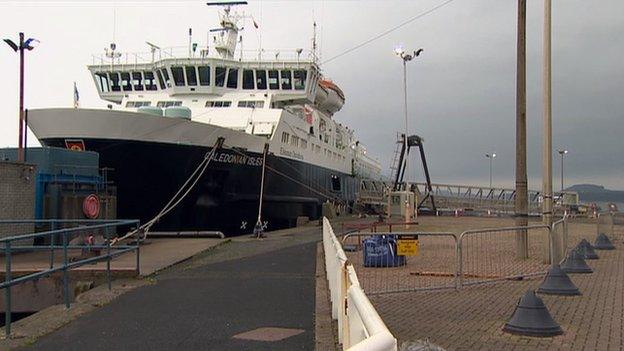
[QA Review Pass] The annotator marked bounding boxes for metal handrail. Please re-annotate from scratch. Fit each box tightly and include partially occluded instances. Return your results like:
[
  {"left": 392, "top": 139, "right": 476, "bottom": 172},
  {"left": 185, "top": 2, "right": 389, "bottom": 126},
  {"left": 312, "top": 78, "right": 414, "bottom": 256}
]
[{"left": 1, "top": 219, "right": 140, "bottom": 338}]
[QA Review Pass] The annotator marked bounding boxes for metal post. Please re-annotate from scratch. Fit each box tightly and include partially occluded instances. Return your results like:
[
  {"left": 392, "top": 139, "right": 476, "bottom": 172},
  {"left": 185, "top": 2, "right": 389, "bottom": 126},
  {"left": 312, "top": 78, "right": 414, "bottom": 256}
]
[
  {"left": 402, "top": 59, "right": 411, "bottom": 223},
  {"left": 542, "top": 0, "right": 553, "bottom": 229},
  {"left": 106, "top": 238, "right": 111, "bottom": 291},
  {"left": 515, "top": 0, "right": 529, "bottom": 259},
  {"left": 62, "top": 231, "right": 70, "bottom": 309},
  {"left": 18, "top": 32, "right": 25, "bottom": 162},
  {"left": 135, "top": 230, "right": 140, "bottom": 276},
  {"left": 5, "top": 241, "right": 12, "bottom": 338},
  {"left": 49, "top": 222, "right": 56, "bottom": 269},
  {"left": 560, "top": 152, "right": 564, "bottom": 192},
  {"left": 489, "top": 156, "right": 492, "bottom": 189}
]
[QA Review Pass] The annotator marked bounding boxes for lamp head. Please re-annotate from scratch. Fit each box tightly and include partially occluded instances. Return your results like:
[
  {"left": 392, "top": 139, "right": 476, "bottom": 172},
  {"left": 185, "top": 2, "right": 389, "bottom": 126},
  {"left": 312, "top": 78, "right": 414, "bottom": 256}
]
[{"left": 393, "top": 44, "right": 405, "bottom": 57}]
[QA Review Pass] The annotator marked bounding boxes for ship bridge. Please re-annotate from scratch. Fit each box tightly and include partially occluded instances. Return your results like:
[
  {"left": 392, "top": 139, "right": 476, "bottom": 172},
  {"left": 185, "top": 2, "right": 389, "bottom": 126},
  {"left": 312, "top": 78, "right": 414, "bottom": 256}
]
[{"left": 88, "top": 50, "right": 321, "bottom": 109}]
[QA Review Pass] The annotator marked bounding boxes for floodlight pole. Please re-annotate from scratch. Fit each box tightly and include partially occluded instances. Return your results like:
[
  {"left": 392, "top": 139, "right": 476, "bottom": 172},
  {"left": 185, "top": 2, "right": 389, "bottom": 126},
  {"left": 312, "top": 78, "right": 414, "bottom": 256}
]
[
  {"left": 542, "top": 0, "right": 553, "bottom": 229},
  {"left": 515, "top": 0, "right": 529, "bottom": 259},
  {"left": 18, "top": 32, "right": 25, "bottom": 162}
]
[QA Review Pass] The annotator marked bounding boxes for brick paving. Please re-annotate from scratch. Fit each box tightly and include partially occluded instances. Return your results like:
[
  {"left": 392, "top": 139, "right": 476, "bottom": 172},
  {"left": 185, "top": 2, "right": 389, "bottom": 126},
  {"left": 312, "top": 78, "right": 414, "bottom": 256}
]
[{"left": 366, "top": 222, "right": 624, "bottom": 350}]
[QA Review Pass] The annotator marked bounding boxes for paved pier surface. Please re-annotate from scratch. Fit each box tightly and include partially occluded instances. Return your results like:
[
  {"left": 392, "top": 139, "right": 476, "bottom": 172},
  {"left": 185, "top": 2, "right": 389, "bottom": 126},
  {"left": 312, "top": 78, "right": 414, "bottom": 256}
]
[
  {"left": 23, "top": 226, "right": 324, "bottom": 351},
  {"left": 0, "top": 238, "right": 224, "bottom": 277},
  {"left": 365, "top": 218, "right": 624, "bottom": 351}
]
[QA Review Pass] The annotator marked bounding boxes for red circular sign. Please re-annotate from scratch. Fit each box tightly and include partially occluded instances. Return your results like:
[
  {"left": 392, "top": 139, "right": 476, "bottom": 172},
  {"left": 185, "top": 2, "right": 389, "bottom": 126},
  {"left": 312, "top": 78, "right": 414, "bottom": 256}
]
[{"left": 83, "top": 194, "right": 101, "bottom": 219}]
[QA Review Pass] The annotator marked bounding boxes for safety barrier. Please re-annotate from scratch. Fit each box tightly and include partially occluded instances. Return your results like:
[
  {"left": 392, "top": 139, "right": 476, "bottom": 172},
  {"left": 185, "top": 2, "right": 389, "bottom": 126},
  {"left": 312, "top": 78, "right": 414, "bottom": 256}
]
[
  {"left": 342, "top": 232, "right": 458, "bottom": 294},
  {"left": 323, "top": 218, "right": 397, "bottom": 351},
  {"left": 551, "top": 217, "right": 569, "bottom": 264},
  {"left": 458, "top": 225, "right": 551, "bottom": 286},
  {"left": 0, "top": 219, "right": 140, "bottom": 338}
]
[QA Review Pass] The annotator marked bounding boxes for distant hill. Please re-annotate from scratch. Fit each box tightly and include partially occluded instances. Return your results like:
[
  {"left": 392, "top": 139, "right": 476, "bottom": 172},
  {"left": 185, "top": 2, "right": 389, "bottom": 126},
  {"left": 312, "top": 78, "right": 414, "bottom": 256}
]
[{"left": 565, "top": 184, "right": 624, "bottom": 204}]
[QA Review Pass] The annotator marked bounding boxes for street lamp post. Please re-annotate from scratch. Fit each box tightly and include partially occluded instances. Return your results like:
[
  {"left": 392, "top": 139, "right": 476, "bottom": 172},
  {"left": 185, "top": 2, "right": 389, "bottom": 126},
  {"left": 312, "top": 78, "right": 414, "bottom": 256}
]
[
  {"left": 485, "top": 153, "right": 496, "bottom": 189},
  {"left": 557, "top": 149, "right": 568, "bottom": 192},
  {"left": 394, "top": 45, "right": 423, "bottom": 222},
  {"left": 4, "top": 33, "right": 38, "bottom": 163}
]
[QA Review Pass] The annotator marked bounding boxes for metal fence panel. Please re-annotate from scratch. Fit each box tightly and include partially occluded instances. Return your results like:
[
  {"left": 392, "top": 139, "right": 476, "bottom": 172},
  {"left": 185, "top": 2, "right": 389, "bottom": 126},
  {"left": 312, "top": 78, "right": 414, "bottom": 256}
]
[
  {"left": 458, "top": 225, "right": 551, "bottom": 286},
  {"left": 342, "top": 232, "right": 458, "bottom": 295}
]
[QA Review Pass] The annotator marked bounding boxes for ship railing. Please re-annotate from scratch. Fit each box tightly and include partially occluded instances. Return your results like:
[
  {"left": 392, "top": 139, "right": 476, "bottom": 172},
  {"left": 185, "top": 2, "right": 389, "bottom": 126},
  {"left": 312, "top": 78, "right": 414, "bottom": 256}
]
[
  {"left": 91, "top": 46, "right": 318, "bottom": 66},
  {"left": 0, "top": 219, "right": 140, "bottom": 339}
]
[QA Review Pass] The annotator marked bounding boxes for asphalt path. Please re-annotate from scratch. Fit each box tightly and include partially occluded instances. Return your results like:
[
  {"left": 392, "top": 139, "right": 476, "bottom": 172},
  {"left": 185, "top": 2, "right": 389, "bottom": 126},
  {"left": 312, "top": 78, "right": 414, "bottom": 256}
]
[{"left": 25, "top": 239, "right": 318, "bottom": 351}]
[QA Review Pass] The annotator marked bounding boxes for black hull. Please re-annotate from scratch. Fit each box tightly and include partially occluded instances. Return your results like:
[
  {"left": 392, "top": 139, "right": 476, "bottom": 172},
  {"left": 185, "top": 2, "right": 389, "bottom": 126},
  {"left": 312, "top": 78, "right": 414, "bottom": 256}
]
[{"left": 41, "top": 138, "right": 357, "bottom": 235}]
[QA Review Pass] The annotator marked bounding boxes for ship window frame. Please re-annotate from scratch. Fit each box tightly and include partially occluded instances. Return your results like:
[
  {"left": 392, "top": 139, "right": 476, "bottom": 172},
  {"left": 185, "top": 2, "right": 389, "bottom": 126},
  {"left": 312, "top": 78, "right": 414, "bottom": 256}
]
[
  {"left": 268, "top": 70, "right": 279, "bottom": 90},
  {"left": 198, "top": 66, "right": 211, "bottom": 86},
  {"left": 95, "top": 73, "right": 110, "bottom": 93},
  {"left": 185, "top": 66, "right": 198, "bottom": 86},
  {"left": 291, "top": 135, "right": 299, "bottom": 147},
  {"left": 157, "top": 101, "right": 183, "bottom": 108},
  {"left": 109, "top": 72, "right": 121, "bottom": 92},
  {"left": 132, "top": 72, "right": 144, "bottom": 91},
  {"left": 280, "top": 70, "right": 292, "bottom": 90},
  {"left": 171, "top": 66, "right": 186, "bottom": 87},
  {"left": 256, "top": 70, "right": 267, "bottom": 89},
  {"left": 300, "top": 139, "right": 307, "bottom": 149},
  {"left": 237, "top": 100, "right": 264, "bottom": 108},
  {"left": 161, "top": 69, "right": 172, "bottom": 88},
  {"left": 155, "top": 70, "right": 166, "bottom": 90},
  {"left": 281, "top": 132, "right": 289, "bottom": 144},
  {"left": 215, "top": 66, "right": 226, "bottom": 87},
  {"left": 206, "top": 100, "right": 231, "bottom": 108},
  {"left": 143, "top": 71, "right": 158, "bottom": 91},
  {"left": 242, "top": 69, "right": 254, "bottom": 90},
  {"left": 120, "top": 72, "right": 132, "bottom": 91},
  {"left": 226, "top": 68, "right": 239, "bottom": 89},
  {"left": 126, "top": 101, "right": 151, "bottom": 108},
  {"left": 293, "top": 70, "right": 307, "bottom": 90}
]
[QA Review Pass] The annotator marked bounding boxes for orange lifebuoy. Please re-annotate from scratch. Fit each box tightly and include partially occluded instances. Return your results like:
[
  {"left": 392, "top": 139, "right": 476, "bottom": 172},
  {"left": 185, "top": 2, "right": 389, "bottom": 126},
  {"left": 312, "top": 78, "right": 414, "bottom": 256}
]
[{"left": 83, "top": 194, "right": 100, "bottom": 219}]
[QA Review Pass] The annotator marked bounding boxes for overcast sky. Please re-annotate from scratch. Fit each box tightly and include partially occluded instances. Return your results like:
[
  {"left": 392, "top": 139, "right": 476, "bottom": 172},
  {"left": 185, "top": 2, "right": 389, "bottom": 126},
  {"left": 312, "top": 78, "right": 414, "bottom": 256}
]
[{"left": 1, "top": 0, "right": 623, "bottom": 190}]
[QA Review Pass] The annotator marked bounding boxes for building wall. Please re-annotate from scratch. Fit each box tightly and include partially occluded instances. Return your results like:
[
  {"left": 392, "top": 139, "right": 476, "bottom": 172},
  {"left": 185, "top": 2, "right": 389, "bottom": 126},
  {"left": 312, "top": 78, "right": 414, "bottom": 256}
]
[{"left": 0, "top": 161, "right": 36, "bottom": 241}]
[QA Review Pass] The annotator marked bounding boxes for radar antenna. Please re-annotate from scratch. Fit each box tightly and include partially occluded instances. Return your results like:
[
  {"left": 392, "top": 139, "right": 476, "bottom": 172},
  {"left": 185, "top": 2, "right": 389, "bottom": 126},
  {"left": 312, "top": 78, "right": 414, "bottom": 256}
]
[{"left": 206, "top": 1, "right": 248, "bottom": 59}]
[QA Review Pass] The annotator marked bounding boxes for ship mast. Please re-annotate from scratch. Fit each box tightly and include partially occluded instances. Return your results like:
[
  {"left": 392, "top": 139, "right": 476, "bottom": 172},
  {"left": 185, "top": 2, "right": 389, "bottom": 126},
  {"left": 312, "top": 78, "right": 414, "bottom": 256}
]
[{"left": 207, "top": 1, "right": 247, "bottom": 59}]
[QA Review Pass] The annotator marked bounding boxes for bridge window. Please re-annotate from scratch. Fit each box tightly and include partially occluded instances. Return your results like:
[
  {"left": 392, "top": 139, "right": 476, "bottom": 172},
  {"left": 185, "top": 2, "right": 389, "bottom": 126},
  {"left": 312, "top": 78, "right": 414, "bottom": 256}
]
[
  {"left": 280, "top": 70, "right": 292, "bottom": 90},
  {"left": 237, "top": 101, "right": 264, "bottom": 108},
  {"left": 185, "top": 66, "right": 197, "bottom": 86},
  {"left": 268, "top": 70, "right": 279, "bottom": 90},
  {"left": 256, "top": 70, "right": 267, "bottom": 89},
  {"left": 215, "top": 66, "right": 226, "bottom": 87},
  {"left": 226, "top": 68, "right": 238, "bottom": 88},
  {"left": 171, "top": 66, "right": 185, "bottom": 86},
  {"left": 144, "top": 71, "right": 157, "bottom": 91},
  {"left": 198, "top": 66, "right": 210, "bottom": 86},
  {"left": 109, "top": 73, "right": 120, "bottom": 92},
  {"left": 132, "top": 72, "right": 144, "bottom": 91},
  {"left": 294, "top": 70, "right": 307, "bottom": 90},
  {"left": 126, "top": 101, "right": 151, "bottom": 108},
  {"left": 206, "top": 101, "right": 231, "bottom": 107},
  {"left": 291, "top": 135, "right": 299, "bottom": 147},
  {"left": 95, "top": 73, "right": 110, "bottom": 93},
  {"left": 281, "top": 132, "right": 289, "bottom": 143},
  {"left": 242, "top": 70, "right": 254, "bottom": 89},
  {"left": 155, "top": 70, "right": 166, "bottom": 89},
  {"left": 160, "top": 69, "right": 172, "bottom": 88},
  {"left": 120, "top": 72, "right": 132, "bottom": 91},
  {"left": 301, "top": 139, "right": 307, "bottom": 149},
  {"left": 157, "top": 101, "right": 182, "bottom": 107}
]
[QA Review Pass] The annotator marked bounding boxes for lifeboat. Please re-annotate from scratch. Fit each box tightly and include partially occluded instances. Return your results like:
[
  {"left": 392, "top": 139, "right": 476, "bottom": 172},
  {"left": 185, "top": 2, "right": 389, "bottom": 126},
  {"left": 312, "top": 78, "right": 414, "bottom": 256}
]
[{"left": 315, "top": 79, "right": 345, "bottom": 115}]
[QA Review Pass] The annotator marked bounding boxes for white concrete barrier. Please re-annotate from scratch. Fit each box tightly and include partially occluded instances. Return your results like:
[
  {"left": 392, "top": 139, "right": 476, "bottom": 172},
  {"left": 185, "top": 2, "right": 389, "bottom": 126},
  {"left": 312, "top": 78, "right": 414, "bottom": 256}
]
[{"left": 322, "top": 217, "right": 397, "bottom": 351}]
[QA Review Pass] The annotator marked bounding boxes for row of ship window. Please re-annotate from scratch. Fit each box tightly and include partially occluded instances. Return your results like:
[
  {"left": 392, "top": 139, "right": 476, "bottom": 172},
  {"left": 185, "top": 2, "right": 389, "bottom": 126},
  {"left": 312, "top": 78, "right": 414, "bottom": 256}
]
[
  {"left": 281, "top": 132, "right": 347, "bottom": 162},
  {"left": 95, "top": 66, "right": 307, "bottom": 93},
  {"left": 125, "top": 100, "right": 264, "bottom": 108}
]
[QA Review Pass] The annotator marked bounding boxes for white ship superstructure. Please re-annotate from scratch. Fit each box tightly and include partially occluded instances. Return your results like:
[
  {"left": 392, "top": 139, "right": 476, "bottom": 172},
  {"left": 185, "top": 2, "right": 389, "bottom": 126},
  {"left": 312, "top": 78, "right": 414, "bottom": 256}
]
[{"left": 28, "top": 2, "right": 381, "bottom": 233}]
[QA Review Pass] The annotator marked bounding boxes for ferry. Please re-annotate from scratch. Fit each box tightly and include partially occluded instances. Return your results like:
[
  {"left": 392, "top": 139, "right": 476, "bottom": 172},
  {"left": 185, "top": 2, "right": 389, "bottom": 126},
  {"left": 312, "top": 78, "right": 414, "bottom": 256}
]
[{"left": 27, "top": 2, "right": 382, "bottom": 234}]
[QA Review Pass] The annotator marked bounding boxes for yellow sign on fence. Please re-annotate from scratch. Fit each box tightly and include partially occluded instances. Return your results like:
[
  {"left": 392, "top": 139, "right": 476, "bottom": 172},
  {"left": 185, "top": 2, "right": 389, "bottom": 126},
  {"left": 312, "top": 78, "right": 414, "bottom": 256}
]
[{"left": 397, "top": 239, "right": 419, "bottom": 256}]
